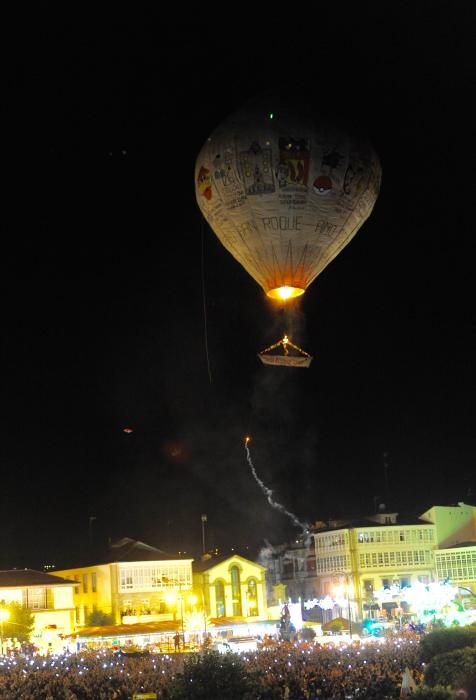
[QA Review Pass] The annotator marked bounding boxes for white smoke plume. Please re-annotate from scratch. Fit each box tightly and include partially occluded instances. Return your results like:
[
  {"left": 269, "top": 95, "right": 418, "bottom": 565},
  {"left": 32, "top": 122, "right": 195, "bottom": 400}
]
[{"left": 245, "top": 439, "right": 310, "bottom": 536}]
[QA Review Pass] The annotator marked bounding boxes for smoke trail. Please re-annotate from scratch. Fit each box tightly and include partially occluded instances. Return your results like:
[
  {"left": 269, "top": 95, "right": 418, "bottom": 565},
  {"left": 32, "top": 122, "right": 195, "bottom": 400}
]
[{"left": 245, "top": 438, "right": 310, "bottom": 536}]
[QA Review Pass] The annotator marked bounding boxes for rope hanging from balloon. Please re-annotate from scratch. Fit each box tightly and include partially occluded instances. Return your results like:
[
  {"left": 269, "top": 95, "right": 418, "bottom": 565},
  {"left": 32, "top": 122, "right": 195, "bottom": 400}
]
[{"left": 201, "top": 218, "right": 212, "bottom": 384}]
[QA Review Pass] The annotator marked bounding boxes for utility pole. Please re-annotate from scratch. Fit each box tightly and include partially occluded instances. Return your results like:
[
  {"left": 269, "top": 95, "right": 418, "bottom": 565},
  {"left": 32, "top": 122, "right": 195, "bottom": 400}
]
[
  {"left": 383, "top": 452, "right": 390, "bottom": 506},
  {"left": 201, "top": 514, "right": 207, "bottom": 554},
  {"left": 347, "top": 575, "right": 353, "bottom": 642},
  {"left": 89, "top": 516, "right": 96, "bottom": 551}
]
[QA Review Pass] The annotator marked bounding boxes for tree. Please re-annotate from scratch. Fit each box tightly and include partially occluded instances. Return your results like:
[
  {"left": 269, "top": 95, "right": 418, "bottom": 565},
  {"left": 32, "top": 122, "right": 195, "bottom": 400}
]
[
  {"left": 85, "top": 610, "right": 115, "bottom": 626},
  {"left": 2, "top": 602, "right": 35, "bottom": 643},
  {"left": 424, "top": 647, "right": 476, "bottom": 692},
  {"left": 329, "top": 620, "right": 343, "bottom": 634},
  {"left": 300, "top": 627, "right": 316, "bottom": 642},
  {"left": 169, "top": 650, "right": 260, "bottom": 699},
  {"left": 412, "top": 686, "right": 457, "bottom": 699},
  {"left": 420, "top": 626, "right": 476, "bottom": 662}
]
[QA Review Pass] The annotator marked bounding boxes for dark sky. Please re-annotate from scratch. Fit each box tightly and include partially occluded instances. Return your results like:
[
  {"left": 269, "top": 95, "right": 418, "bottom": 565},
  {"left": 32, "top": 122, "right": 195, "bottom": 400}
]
[{"left": 2, "top": 4, "right": 475, "bottom": 568}]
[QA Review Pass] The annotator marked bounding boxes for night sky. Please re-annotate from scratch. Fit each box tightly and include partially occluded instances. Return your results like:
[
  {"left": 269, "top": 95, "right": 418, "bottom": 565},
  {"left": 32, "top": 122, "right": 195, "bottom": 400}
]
[{"left": 3, "top": 5, "right": 475, "bottom": 569}]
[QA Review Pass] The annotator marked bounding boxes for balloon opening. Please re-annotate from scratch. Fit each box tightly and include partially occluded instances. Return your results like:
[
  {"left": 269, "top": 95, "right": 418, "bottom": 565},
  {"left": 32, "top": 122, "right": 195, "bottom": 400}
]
[{"left": 267, "top": 286, "right": 305, "bottom": 301}]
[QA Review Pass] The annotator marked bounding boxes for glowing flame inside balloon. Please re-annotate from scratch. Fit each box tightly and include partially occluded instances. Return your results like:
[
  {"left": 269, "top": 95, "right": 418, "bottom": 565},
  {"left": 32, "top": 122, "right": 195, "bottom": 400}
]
[{"left": 268, "top": 286, "right": 305, "bottom": 301}]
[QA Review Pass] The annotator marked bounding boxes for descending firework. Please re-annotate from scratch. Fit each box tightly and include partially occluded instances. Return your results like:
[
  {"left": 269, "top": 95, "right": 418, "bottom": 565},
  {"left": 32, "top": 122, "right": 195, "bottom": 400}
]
[{"left": 244, "top": 437, "right": 309, "bottom": 535}]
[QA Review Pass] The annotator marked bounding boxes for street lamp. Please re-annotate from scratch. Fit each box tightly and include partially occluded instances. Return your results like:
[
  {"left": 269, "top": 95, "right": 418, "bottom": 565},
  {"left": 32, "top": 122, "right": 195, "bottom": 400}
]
[
  {"left": 333, "top": 577, "right": 353, "bottom": 641},
  {"left": 165, "top": 589, "right": 186, "bottom": 649},
  {"left": 0, "top": 608, "right": 10, "bottom": 656},
  {"left": 345, "top": 578, "right": 353, "bottom": 642}
]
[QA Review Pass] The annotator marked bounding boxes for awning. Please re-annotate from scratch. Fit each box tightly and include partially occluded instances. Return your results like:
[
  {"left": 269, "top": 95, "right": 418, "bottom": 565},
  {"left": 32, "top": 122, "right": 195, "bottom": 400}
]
[
  {"left": 66, "top": 620, "right": 181, "bottom": 638},
  {"left": 322, "top": 617, "right": 350, "bottom": 631}
]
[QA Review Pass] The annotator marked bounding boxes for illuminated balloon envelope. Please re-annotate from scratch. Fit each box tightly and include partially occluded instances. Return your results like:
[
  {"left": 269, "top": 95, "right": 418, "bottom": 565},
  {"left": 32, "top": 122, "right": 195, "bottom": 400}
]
[
  {"left": 258, "top": 335, "right": 312, "bottom": 368},
  {"left": 195, "top": 96, "right": 381, "bottom": 300}
]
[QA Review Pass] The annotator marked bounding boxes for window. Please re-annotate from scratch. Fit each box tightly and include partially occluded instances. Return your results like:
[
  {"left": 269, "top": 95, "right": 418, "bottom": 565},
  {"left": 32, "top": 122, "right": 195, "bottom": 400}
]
[
  {"left": 215, "top": 580, "right": 225, "bottom": 617},
  {"left": 247, "top": 578, "right": 258, "bottom": 616},
  {"left": 91, "top": 572, "right": 97, "bottom": 593},
  {"left": 82, "top": 574, "right": 88, "bottom": 593},
  {"left": 363, "top": 579, "right": 373, "bottom": 594},
  {"left": 83, "top": 605, "right": 89, "bottom": 622},
  {"left": 27, "top": 588, "right": 47, "bottom": 609},
  {"left": 282, "top": 561, "right": 294, "bottom": 576},
  {"left": 75, "top": 607, "right": 80, "bottom": 623},
  {"left": 230, "top": 566, "right": 242, "bottom": 616},
  {"left": 306, "top": 556, "right": 316, "bottom": 573},
  {"left": 119, "top": 563, "right": 192, "bottom": 592}
]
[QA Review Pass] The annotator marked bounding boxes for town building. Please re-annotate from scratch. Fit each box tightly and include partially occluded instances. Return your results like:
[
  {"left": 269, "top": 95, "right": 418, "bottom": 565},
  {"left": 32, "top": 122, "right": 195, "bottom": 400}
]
[
  {"left": 263, "top": 502, "right": 476, "bottom": 626},
  {"left": 0, "top": 569, "right": 77, "bottom": 652},
  {"left": 258, "top": 538, "right": 318, "bottom": 605},
  {"left": 55, "top": 538, "right": 194, "bottom": 627},
  {"left": 192, "top": 552, "right": 273, "bottom": 640},
  {"left": 56, "top": 540, "right": 273, "bottom": 647},
  {"left": 193, "top": 552, "right": 268, "bottom": 621},
  {"left": 434, "top": 543, "right": 476, "bottom": 599}
]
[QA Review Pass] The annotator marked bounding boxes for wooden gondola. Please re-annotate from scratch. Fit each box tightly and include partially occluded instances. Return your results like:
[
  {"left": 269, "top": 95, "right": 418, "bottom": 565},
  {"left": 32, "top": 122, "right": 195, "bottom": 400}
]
[{"left": 258, "top": 335, "right": 313, "bottom": 368}]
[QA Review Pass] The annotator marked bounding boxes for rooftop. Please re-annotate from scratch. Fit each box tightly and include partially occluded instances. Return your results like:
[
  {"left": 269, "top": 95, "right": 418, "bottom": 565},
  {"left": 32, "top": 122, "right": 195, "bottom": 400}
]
[
  {"left": 0, "top": 569, "right": 77, "bottom": 588},
  {"left": 105, "top": 538, "right": 191, "bottom": 564}
]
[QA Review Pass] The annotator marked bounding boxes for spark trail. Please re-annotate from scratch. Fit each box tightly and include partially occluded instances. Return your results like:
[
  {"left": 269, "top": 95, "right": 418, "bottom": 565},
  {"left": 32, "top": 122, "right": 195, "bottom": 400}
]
[{"left": 244, "top": 437, "right": 310, "bottom": 536}]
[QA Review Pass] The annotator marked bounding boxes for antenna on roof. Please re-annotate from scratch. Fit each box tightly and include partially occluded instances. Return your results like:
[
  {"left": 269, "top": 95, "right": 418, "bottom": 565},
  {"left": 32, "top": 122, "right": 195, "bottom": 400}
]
[
  {"left": 383, "top": 451, "right": 390, "bottom": 505},
  {"left": 201, "top": 514, "right": 207, "bottom": 554}
]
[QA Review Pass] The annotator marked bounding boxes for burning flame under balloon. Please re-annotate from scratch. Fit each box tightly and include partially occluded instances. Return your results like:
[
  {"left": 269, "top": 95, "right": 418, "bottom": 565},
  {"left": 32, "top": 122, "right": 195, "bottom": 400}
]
[{"left": 244, "top": 438, "right": 309, "bottom": 535}]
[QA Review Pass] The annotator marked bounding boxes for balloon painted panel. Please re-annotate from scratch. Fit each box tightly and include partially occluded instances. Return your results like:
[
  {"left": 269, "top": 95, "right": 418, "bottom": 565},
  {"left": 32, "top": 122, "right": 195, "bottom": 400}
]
[{"left": 195, "top": 97, "right": 381, "bottom": 299}]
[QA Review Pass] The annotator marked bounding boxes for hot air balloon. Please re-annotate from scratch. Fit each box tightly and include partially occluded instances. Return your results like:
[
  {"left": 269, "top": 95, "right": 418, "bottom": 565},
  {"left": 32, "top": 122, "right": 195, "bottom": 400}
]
[{"left": 195, "top": 95, "right": 381, "bottom": 302}]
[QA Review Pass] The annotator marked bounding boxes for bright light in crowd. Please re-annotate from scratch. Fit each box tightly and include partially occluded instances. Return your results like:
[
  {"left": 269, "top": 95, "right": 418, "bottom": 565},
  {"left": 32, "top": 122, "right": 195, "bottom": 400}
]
[{"left": 267, "top": 286, "right": 305, "bottom": 301}]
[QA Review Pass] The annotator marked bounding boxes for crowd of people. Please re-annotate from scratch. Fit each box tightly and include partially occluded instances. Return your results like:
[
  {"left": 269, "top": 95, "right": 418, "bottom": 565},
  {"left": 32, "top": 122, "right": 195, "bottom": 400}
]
[
  {"left": 246, "top": 638, "right": 423, "bottom": 698},
  {"left": 0, "top": 636, "right": 423, "bottom": 699}
]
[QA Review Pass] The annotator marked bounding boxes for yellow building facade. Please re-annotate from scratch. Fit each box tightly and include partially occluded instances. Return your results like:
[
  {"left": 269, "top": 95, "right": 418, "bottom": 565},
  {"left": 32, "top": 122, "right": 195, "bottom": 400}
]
[
  {"left": 312, "top": 503, "right": 476, "bottom": 622},
  {"left": 434, "top": 544, "right": 476, "bottom": 595},
  {"left": 56, "top": 540, "right": 194, "bottom": 627},
  {"left": 0, "top": 569, "right": 76, "bottom": 653},
  {"left": 193, "top": 553, "right": 268, "bottom": 622},
  {"left": 56, "top": 544, "right": 271, "bottom": 641}
]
